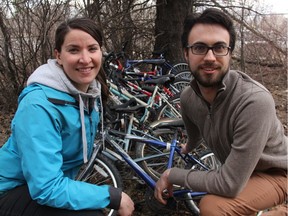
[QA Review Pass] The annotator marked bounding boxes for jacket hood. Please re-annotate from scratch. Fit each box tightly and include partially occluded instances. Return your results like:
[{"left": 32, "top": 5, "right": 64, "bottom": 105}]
[
  {"left": 27, "top": 59, "right": 101, "bottom": 98},
  {"left": 26, "top": 59, "right": 103, "bottom": 163}
]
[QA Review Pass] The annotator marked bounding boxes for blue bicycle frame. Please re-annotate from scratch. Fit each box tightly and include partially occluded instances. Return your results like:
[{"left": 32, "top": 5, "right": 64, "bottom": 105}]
[{"left": 103, "top": 131, "right": 208, "bottom": 199}]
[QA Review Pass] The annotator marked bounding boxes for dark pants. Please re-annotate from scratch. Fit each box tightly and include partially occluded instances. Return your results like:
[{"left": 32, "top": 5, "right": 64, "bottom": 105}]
[{"left": 0, "top": 185, "right": 106, "bottom": 216}]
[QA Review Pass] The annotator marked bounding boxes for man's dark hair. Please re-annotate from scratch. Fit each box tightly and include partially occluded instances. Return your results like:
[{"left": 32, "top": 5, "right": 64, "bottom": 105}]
[{"left": 181, "top": 8, "right": 236, "bottom": 52}]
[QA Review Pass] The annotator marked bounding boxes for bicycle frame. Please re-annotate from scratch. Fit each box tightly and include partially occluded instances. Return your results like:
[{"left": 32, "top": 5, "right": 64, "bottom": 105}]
[
  {"left": 108, "top": 80, "right": 181, "bottom": 124},
  {"left": 102, "top": 129, "right": 208, "bottom": 199}
]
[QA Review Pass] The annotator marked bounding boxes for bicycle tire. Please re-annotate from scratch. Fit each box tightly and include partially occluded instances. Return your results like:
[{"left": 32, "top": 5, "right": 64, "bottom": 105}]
[
  {"left": 168, "top": 63, "right": 189, "bottom": 74},
  {"left": 135, "top": 125, "right": 188, "bottom": 181},
  {"left": 82, "top": 154, "right": 123, "bottom": 216},
  {"left": 135, "top": 141, "right": 185, "bottom": 181},
  {"left": 136, "top": 142, "right": 219, "bottom": 215},
  {"left": 156, "top": 93, "right": 181, "bottom": 120},
  {"left": 171, "top": 78, "right": 190, "bottom": 92},
  {"left": 184, "top": 150, "right": 221, "bottom": 214},
  {"left": 174, "top": 70, "right": 193, "bottom": 80}
]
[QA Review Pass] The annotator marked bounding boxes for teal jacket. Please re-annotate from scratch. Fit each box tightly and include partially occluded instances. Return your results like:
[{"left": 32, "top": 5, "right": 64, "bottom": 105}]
[{"left": 0, "top": 60, "right": 121, "bottom": 210}]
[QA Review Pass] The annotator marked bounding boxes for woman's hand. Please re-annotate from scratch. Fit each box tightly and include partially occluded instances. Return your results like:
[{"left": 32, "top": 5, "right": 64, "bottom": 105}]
[{"left": 118, "top": 192, "right": 135, "bottom": 216}]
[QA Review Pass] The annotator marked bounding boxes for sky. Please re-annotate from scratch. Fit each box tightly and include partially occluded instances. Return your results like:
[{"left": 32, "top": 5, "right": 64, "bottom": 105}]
[{"left": 263, "top": 0, "right": 288, "bottom": 15}]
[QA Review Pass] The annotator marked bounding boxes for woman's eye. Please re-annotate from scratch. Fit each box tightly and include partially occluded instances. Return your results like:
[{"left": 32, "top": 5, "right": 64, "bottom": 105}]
[
  {"left": 89, "top": 47, "right": 98, "bottom": 52},
  {"left": 68, "top": 48, "right": 79, "bottom": 54}
]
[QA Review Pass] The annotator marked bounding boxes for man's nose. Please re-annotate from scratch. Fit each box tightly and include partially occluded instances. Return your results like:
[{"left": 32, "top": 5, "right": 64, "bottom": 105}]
[{"left": 203, "top": 49, "right": 216, "bottom": 61}]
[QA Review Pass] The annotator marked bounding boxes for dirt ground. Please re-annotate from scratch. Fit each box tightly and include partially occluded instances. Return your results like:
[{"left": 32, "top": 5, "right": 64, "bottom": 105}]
[{"left": 0, "top": 66, "right": 287, "bottom": 215}]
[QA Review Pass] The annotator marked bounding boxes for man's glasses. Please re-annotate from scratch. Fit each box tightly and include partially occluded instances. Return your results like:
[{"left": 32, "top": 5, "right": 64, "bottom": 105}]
[{"left": 187, "top": 44, "right": 231, "bottom": 56}]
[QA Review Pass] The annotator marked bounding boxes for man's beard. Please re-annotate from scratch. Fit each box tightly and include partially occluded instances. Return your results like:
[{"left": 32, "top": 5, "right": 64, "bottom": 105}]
[
  {"left": 191, "top": 65, "right": 228, "bottom": 88},
  {"left": 192, "top": 71, "right": 222, "bottom": 87}
]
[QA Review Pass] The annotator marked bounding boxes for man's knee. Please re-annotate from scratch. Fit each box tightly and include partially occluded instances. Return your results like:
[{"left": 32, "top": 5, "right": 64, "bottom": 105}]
[{"left": 199, "top": 194, "right": 227, "bottom": 216}]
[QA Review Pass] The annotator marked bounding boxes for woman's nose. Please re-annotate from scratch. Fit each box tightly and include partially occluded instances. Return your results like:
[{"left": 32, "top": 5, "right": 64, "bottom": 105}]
[{"left": 79, "top": 51, "right": 91, "bottom": 64}]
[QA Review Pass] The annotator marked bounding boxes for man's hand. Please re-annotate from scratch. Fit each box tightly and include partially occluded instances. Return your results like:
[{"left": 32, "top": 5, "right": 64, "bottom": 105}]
[
  {"left": 180, "top": 143, "right": 190, "bottom": 154},
  {"left": 118, "top": 192, "right": 134, "bottom": 216},
  {"left": 154, "top": 169, "right": 173, "bottom": 205}
]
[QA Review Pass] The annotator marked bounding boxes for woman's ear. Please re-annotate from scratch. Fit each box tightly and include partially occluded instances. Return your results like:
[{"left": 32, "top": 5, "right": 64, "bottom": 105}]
[{"left": 54, "top": 49, "right": 62, "bottom": 65}]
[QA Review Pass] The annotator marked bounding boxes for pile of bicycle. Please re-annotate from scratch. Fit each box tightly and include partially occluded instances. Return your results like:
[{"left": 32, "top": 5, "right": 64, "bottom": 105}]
[{"left": 76, "top": 43, "right": 220, "bottom": 216}]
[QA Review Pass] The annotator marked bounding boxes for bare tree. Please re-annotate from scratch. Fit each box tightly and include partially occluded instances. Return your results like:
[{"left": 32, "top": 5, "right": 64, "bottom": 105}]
[
  {"left": 0, "top": 0, "right": 71, "bottom": 108},
  {"left": 154, "top": 0, "right": 194, "bottom": 64}
]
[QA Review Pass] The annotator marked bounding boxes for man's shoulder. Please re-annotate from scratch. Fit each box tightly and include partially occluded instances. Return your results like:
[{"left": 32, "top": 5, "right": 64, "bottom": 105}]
[{"left": 230, "top": 70, "right": 269, "bottom": 93}]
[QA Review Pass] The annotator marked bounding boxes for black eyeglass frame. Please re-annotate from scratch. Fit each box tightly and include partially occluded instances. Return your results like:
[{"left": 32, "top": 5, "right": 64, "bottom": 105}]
[{"left": 186, "top": 44, "right": 231, "bottom": 56}]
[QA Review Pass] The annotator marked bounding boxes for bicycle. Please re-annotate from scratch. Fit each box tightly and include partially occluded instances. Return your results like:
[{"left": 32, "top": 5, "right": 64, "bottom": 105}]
[
  {"left": 77, "top": 101, "right": 281, "bottom": 216},
  {"left": 103, "top": 43, "right": 189, "bottom": 93},
  {"left": 75, "top": 138, "right": 123, "bottom": 216},
  {"left": 104, "top": 41, "right": 189, "bottom": 78},
  {"left": 107, "top": 74, "right": 182, "bottom": 124},
  {"left": 100, "top": 100, "right": 220, "bottom": 215}
]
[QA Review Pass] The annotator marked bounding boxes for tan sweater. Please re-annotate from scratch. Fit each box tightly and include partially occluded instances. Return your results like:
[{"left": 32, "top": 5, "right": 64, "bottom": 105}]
[{"left": 169, "top": 70, "right": 287, "bottom": 197}]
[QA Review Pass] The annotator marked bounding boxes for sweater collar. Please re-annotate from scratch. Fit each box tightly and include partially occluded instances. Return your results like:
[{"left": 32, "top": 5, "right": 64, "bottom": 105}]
[{"left": 190, "top": 70, "right": 239, "bottom": 105}]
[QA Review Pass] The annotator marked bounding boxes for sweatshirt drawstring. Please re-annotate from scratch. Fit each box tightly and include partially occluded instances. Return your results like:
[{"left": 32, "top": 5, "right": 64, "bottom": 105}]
[
  {"left": 96, "top": 96, "right": 105, "bottom": 149},
  {"left": 79, "top": 95, "right": 88, "bottom": 163}
]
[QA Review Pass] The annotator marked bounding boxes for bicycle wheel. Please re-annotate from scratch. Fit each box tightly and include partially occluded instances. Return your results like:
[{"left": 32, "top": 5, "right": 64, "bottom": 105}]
[
  {"left": 168, "top": 62, "right": 189, "bottom": 74},
  {"left": 190, "top": 150, "right": 221, "bottom": 170},
  {"left": 83, "top": 154, "right": 123, "bottom": 216},
  {"left": 135, "top": 124, "right": 188, "bottom": 181},
  {"left": 135, "top": 141, "right": 185, "bottom": 181},
  {"left": 184, "top": 150, "right": 221, "bottom": 214},
  {"left": 171, "top": 78, "right": 190, "bottom": 92},
  {"left": 174, "top": 70, "right": 193, "bottom": 80},
  {"left": 156, "top": 93, "right": 181, "bottom": 120}
]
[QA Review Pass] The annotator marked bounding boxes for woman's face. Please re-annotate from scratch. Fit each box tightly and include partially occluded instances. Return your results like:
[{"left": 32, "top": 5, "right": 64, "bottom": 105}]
[{"left": 55, "top": 29, "right": 102, "bottom": 92}]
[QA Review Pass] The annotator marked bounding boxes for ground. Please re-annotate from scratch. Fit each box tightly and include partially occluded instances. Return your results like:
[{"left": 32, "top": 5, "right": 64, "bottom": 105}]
[{"left": 0, "top": 66, "right": 287, "bottom": 215}]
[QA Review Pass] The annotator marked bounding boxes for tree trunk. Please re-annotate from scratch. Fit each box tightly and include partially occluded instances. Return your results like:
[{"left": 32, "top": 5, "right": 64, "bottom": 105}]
[{"left": 154, "top": 0, "right": 194, "bottom": 64}]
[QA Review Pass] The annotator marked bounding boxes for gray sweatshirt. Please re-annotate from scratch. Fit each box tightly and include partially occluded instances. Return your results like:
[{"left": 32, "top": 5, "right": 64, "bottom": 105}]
[{"left": 169, "top": 70, "right": 287, "bottom": 197}]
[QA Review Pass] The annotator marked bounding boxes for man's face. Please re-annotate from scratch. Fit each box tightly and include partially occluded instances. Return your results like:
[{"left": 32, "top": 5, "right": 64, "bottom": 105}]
[{"left": 184, "top": 23, "right": 231, "bottom": 88}]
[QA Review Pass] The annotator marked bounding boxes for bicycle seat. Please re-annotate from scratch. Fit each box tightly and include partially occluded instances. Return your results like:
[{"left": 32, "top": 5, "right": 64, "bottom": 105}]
[
  {"left": 127, "top": 59, "right": 166, "bottom": 66},
  {"left": 113, "top": 105, "right": 146, "bottom": 114},
  {"left": 110, "top": 98, "right": 146, "bottom": 114},
  {"left": 149, "top": 118, "right": 184, "bottom": 129},
  {"left": 144, "top": 74, "right": 175, "bottom": 86},
  {"left": 139, "top": 59, "right": 166, "bottom": 65},
  {"left": 110, "top": 98, "right": 137, "bottom": 110}
]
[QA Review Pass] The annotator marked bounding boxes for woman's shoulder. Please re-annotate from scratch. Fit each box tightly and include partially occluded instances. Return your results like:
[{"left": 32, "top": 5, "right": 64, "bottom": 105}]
[{"left": 19, "top": 84, "right": 76, "bottom": 105}]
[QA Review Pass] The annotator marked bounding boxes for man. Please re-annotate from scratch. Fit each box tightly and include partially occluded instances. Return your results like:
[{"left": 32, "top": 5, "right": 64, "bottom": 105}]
[{"left": 154, "top": 8, "right": 287, "bottom": 215}]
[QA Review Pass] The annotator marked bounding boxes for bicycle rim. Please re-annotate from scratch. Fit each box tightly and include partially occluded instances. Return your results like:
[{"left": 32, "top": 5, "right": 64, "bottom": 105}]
[
  {"left": 168, "top": 63, "right": 189, "bottom": 74},
  {"left": 84, "top": 154, "right": 123, "bottom": 216},
  {"left": 184, "top": 151, "right": 221, "bottom": 214},
  {"left": 174, "top": 70, "right": 193, "bottom": 80},
  {"left": 156, "top": 93, "right": 181, "bottom": 120},
  {"left": 171, "top": 78, "right": 190, "bottom": 92}
]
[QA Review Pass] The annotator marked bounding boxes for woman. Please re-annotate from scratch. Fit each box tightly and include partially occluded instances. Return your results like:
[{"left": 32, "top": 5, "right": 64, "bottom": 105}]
[{"left": 0, "top": 17, "right": 134, "bottom": 216}]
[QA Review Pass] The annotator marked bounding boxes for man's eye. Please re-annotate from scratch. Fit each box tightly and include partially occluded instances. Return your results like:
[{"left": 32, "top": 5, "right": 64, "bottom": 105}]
[
  {"left": 194, "top": 45, "right": 206, "bottom": 51},
  {"left": 214, "top": 45, "right": 225, "bottom": 51}
]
